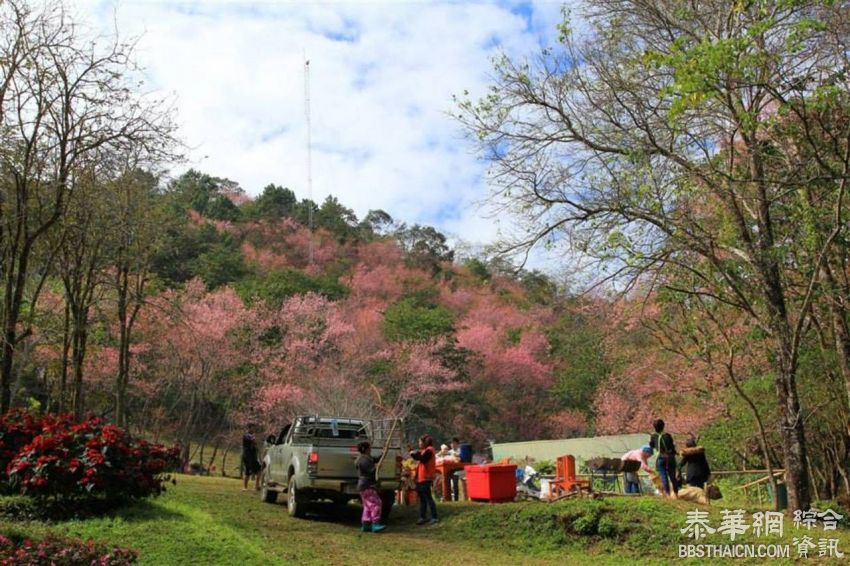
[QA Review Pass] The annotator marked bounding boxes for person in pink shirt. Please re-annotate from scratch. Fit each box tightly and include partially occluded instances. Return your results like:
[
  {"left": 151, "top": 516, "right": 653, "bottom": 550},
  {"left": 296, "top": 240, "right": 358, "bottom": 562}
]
[{"left": 621, "top": 445, "right": 654, "bottom": 494}]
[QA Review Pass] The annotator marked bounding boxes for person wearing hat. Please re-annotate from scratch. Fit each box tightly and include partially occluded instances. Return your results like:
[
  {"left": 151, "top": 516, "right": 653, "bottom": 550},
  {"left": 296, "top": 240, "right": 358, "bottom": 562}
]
[{"left": 621, "top": 445, "right": 654, "bottom": 494}]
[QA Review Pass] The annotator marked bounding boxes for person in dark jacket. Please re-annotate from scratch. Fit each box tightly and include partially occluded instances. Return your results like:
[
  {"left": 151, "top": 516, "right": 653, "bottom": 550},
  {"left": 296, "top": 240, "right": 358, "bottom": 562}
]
[
  {"left": 649, "top": 419, "right": 679, "bottom": 497},
  {"left": 678, "top": 437, "right": 711, "bottom": 489},
  {"left": 409, "top": 434, "right": 438, "bottom": 525},
  {"left": 241, "top": 423, "right": 261, "bottom": 491},
  {"left": 355, "top": 441, "right": 386, "bottom": 533}
]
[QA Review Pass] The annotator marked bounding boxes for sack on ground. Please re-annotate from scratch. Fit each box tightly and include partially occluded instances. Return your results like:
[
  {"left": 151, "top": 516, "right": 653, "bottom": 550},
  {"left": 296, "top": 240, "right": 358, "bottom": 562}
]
[{"left": 678, "top": 486, "right": 709, "bottom": 505}]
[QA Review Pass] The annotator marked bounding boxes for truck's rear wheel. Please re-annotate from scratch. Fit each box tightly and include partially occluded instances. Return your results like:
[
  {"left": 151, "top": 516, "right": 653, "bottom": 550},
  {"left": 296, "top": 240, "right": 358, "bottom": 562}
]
[
  {"left": 380, "top": 490, "right": 395, "bottom": 522},
  {"left": 287, "top": 476, "right": 307, "bottom": 518}
]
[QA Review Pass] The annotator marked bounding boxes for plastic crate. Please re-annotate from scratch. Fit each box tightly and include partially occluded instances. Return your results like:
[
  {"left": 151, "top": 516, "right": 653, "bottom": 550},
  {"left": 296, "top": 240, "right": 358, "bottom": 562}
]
[{"left": 464, "top": 464, "right": 517, "bottom": 502}]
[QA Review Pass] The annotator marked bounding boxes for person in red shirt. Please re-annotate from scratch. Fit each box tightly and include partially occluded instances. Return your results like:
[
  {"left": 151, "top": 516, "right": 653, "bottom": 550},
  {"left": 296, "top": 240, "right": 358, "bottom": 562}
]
[{"left": 409, "top": 434, "right": 438, "bottom": 525}]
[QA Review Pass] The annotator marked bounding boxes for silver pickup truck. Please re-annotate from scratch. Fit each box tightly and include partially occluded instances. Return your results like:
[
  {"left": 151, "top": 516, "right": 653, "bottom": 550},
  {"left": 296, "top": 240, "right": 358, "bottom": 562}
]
[{"left": 261, "top": 416, "right": 404, "bottom": 519}]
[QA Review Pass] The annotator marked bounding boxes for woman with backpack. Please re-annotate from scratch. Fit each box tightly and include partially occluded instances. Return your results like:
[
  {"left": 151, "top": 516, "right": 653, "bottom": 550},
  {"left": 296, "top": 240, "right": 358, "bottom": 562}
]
[{"left": 650, "top": 419, "right": 679, "bottom": 498}]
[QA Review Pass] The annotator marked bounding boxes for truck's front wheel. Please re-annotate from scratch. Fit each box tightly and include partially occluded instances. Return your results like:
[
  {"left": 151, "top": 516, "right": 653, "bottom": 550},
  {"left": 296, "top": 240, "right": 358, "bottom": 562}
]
[
  {"left": 260, "top": 479, "right": 278, "bottom": 504},
  {"left": 287, "top": 476, "right": 307, "bottom": 518}
]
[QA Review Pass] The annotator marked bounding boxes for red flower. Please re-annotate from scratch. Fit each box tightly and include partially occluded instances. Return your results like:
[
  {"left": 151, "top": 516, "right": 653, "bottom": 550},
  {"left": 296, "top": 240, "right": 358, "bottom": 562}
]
[{"left": 3, "top": 409, "right": 178, "bottom": 502}]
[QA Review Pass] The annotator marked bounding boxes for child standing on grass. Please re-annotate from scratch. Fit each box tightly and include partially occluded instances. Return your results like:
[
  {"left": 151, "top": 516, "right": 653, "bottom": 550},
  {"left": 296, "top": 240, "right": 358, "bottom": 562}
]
[
  {"left": 355, "top": 441, "right": 386, "bottom": 533},
  {"left": 409, "top": 434, "right": 438, "bottom": 525}
]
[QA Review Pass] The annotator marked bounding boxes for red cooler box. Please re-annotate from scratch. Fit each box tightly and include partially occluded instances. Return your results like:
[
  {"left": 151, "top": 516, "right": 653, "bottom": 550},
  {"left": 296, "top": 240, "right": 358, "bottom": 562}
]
[{"left": 464, "top": 464, "right": 517, "bottom": 502}]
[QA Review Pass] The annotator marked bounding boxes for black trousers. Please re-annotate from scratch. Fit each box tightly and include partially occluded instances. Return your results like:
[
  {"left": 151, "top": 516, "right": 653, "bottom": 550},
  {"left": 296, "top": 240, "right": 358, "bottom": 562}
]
[{"left": 416, "top": 481, "right": 437, "bottom": 520}]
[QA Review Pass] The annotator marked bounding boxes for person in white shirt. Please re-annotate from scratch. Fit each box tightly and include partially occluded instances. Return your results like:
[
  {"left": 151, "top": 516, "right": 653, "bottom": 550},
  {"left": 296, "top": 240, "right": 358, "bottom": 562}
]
[
  {"left": 448, "top": 437, "right": 463, "bottom": 501},
  {"left": 621, "top": 445, "right": 654, "bottom": 494}
]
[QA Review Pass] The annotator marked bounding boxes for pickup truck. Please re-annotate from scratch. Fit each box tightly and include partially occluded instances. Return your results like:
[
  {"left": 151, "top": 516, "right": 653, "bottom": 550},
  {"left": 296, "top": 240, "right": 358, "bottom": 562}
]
[{"left": 261, "top": 416, "right": 404, "bottom": 519}]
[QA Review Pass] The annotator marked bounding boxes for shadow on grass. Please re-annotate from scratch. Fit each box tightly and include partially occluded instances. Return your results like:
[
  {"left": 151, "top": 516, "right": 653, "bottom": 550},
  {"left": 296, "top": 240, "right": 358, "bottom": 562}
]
[
  {"left": 295, "top": 498, "right": 496, "bottom": 530},
  {"left": 0, "top": 495, "right": 185, "bottom": 524},
  {"left": 102, "top": 498, "right": 187, "bottom": 523}
]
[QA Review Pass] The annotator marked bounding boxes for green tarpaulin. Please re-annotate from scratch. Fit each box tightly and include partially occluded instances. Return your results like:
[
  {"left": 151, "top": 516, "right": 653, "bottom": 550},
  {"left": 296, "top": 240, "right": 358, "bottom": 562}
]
[{"left": 492, "top": 433, "right": 653, "bottom": 468}]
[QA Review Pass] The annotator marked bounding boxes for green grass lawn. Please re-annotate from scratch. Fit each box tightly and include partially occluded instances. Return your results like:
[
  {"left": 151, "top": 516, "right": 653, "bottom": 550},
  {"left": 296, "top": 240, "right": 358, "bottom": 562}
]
[{"left": 2, "top": 475, "right": 849, "bottom": 565}]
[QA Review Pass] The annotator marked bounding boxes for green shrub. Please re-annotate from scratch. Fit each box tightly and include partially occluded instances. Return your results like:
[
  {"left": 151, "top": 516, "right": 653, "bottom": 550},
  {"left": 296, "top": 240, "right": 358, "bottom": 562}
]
[
  {"left": 572, "top": 512, "right": 598, "bottom": 535},
  {"left": 597, "top": 515, "right": 618, "bottom": 538},
  {"left": 236, "top": 269, "right": 348, "bottom": 307},
  {"left": 382, "top": 298, "right": 454, "bottom": 342}
]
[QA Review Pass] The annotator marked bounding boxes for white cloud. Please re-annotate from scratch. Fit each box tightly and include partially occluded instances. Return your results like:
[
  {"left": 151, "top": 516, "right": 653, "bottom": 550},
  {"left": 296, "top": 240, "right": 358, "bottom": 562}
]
[{"left": 68, "top": 0, "right": 567, "bottom": 270}]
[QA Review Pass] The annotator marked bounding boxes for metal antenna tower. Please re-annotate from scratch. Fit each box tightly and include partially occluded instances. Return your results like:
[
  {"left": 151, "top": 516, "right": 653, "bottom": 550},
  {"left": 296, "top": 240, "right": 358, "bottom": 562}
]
[{"left": 304, "top": 54, "right": 314, "bottom": 265}]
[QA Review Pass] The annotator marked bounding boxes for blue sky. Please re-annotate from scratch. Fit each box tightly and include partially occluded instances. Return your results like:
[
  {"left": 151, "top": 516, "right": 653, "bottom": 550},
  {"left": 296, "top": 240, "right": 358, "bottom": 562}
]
[{"left": 72, "top": 0, "right": 569, "bottom": 266}]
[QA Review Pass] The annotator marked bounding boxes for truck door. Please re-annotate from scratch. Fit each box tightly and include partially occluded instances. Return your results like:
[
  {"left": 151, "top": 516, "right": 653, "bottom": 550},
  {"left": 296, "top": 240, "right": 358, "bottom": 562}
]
[{"left": 279, "top": 429, "right": 294, "bottom": 482}]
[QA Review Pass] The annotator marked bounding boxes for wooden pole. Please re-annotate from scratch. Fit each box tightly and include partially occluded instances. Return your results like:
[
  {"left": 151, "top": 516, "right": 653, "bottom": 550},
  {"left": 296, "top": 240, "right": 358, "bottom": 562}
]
[
  {"left": 736, "top": 471, "right": 785, "bottom": 490},
  {"left": 711, "top": 469, "right": 785, "bottom": 476},
  {"left": 375, "top": 417, "right": 400, "bottom": 478}
]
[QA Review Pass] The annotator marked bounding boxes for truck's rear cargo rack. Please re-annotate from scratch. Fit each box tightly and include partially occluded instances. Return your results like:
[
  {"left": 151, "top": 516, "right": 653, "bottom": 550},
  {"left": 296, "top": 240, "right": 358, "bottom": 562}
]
[{"left": 289, "top": 416, "right": 404, "bottom": 450}]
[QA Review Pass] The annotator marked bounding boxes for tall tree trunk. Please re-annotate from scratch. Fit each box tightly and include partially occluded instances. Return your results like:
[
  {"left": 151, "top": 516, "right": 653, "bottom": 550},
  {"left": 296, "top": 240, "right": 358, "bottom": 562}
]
[
  {"left": 114, "top": 264, "right": 139, "bottom": 428},
  {"left": 115, "top": 266, "right": 128, "bottom": 427},
  {"left": 71, "top": 320, "right": 88, "bottom": 418},
  {"left": 775, "top": 347, "right": 811, "bottom": 511},
  {"left": 222, "top": 446, "right": 230, "bottom": 477},
  {"left": 1, "top": 330, "right": 14, "bottom": 412},
  {"left": 754, "top": 169, "right": 811, "bottom": 511},
  {"left": 59, "top": 301, "right": 71, "bottom": 413},
  {"left": 1, "top": 245, "right": 28, "bottom": 412},
  {"left": 1, "top": 213, "right": 21, "bottom": 412},
  {"left": 207, "top": 439, "right": 220, "bottom": 473},
  {"left": 179, "top": 387, "right": 198, "bottom": 470},
  {"left": 821, "top": 262, "right": 850, "bottom": 421}
]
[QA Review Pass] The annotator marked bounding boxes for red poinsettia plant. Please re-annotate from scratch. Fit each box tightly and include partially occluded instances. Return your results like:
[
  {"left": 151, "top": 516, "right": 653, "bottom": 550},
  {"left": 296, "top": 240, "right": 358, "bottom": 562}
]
[
  {"left": 2, "top": 409, "right": 179, "bottom": 501},
  {"left": 0, "top": 409, "right": 48, "bottom": 484}
]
